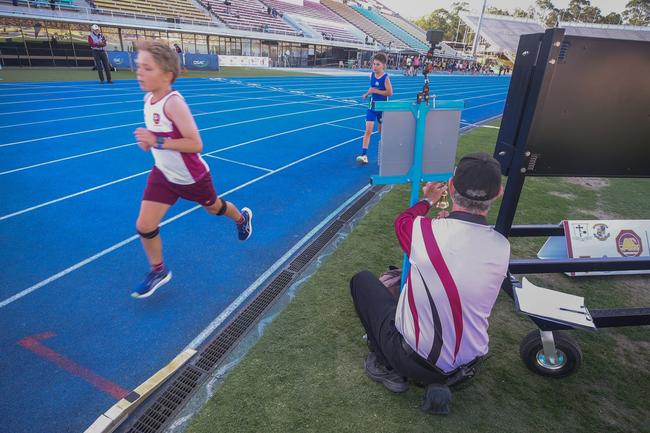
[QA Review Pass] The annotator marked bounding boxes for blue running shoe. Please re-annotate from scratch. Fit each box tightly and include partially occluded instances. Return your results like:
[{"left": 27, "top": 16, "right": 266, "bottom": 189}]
[
  {"left": 237, "top": 207, "right": 253, "bottom": 241},
  {"left": 131, "top": 268, "right": 172, "bottom": 299}
]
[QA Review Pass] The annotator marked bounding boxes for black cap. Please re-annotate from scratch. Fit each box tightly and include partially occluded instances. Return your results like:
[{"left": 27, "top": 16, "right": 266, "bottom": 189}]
[{"left": 453, "top": 152, "right": 502, "bottom": 201}]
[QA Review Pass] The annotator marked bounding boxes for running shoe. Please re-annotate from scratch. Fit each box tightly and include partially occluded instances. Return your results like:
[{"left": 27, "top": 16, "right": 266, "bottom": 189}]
[
  {"left": 131, "top": 268, "right": 172, "bottom": 299},
  {"left": 237, "top": 207, "right": 253, "bottom": 241},
  {"left": 356, "top": 154, "right": 369, "bottom": 164}
]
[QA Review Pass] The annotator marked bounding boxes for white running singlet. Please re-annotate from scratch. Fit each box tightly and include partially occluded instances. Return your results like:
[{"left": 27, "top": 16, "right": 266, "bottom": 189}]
[{"left": 143, "top": 90, "right": 209, "bottom": 185}]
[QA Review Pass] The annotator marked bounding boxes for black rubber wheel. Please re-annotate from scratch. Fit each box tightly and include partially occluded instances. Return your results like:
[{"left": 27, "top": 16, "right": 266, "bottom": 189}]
[{"left": 519, "top": 330, "right": 582, "bottom": 378}]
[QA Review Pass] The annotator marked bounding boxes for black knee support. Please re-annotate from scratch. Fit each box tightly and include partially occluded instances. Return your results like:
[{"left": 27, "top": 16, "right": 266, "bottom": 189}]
[
  {"left": 138, "top": 227, "right": 160, "bottom": 239},
  {"left": 216, "top": 197, "right": 228, "bottom": 216}
]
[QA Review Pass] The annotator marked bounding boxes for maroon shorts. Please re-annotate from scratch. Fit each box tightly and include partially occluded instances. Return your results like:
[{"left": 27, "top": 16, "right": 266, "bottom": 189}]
[{"left": 143, "top": 166, "right": 217, "bottom": 207}]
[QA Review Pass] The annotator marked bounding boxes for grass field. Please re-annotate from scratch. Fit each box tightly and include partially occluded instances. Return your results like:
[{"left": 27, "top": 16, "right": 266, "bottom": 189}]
[
  {"left": 0, "top": 66, "right": 315, "bottom": 82},
  {"left": 186, "top": 121, "right": 650, "bottom": 433}
]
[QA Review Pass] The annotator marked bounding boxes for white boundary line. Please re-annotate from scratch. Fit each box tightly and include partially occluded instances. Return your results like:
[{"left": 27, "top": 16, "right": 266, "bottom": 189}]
[{"left": 0, "top": 134, "right": 365, "bottom": 309}]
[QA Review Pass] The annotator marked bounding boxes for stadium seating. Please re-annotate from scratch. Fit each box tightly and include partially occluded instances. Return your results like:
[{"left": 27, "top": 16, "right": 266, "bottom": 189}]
[
  {"left": 562, "top": 22, "right": 650, "bottom": 42},
  {"left": 204, "top": 0, "right": 299, "bottom": 34},
  {"left": 382, "top": 13, "right": 427, "bottom": 44},
  {"left": 10, "top": 0, "right": 80, "bottom": 10},
  {"left": 91, "top": 0, "right": 212, "bottom": 23},
  {"left": 320, "top": 0, "right": 407, "bottom": 49},
  {"left": 261, "top": 0, "right": 362, "bottom": 43},
  {"left": 460, "top": 14, "right": 544, "bottom": 59},
  {"left": 350, "top": 4, "right": 428, "bottom": 50},
  {"left": 461, "top": 13, "right": 650, "bottom": 60}
]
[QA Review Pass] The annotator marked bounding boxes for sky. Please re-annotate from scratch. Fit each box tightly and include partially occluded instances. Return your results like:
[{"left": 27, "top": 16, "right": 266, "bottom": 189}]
[{"left": 376, "top": 0, "right": 631, "bottom": 20}]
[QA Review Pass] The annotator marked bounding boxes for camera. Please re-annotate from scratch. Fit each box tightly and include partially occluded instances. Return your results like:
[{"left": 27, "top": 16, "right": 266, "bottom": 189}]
[{"left": 417, "top": 29, "right": 444, "bottom": 103}]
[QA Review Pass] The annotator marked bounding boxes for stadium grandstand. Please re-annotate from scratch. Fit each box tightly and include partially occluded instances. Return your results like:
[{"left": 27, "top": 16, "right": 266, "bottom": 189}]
[
  {"left": 460, "top": 12, "right": 650, "bottom": 61},
  {"left": 0, "top": 0, "right": 460, "bottom": 69}
]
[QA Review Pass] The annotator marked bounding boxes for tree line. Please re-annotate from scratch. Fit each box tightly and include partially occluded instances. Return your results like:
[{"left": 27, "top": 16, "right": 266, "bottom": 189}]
[{"left": 414, "top": 0, "right": 649, "bottom": 40}]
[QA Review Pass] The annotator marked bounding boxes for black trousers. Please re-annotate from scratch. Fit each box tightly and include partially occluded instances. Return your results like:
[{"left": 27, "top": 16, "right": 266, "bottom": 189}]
[
  {"left": 350, "top": 271, "right": 447, "bottom": 385},
  {"left": 92, "top": 50, "right": 112, "bottom": 82}
]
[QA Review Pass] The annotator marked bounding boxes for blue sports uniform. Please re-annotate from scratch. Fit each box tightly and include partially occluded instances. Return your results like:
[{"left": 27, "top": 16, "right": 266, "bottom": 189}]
[{"left": 366, "top": 72, "right": 388, "bottom": 123}]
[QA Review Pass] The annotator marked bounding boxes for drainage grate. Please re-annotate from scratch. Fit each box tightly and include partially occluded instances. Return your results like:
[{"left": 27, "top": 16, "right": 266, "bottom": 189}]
[
  {"left": 288, "top": 221, "right": 343, "bottom": 272},
  {"left": 120, "top": 186, "right": 383, "bottom": 433},
  {"left": 195, "top": 269, "right": 295, "bottom": 372},
  {"left": 337, "top": 187, "right": 379, "bottom": 222},
  {"left": 126, "top": 366, "right": 204, "bottom": 433}
]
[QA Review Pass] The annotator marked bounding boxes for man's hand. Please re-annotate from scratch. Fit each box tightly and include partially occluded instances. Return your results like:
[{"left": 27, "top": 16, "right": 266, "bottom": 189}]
[
  {"left": 422, "top": 181, "right": 447, "bottom": 204},
  {"left": 134, "top": 128, "right": 156, "bottom": 151}
]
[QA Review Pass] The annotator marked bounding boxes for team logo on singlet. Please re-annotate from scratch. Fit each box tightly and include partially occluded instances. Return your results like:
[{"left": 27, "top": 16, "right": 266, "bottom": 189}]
[
  {"left": 153, "top": 113, "right": 160, "bottom": 125},
  {"left": 615, "top": 230, "right": 643, "bottom": 257}
]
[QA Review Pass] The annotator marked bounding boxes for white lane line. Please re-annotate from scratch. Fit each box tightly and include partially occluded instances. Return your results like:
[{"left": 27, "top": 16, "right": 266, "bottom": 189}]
[
  {"left": 324, "top": 123, "right": 366, "bottom": 133},
  {"left": 0, "top": 170, "right": 150, "bottom": 222},
  {"left": 0, "top": 113, "right": 364, "bottom": 219},
  {"left": 185, "top": 182, "right": 374, "bottom": 350},
  {"left": 463, "top": 99, "right": 507, "bottom": 111},
  {"left": 0, "top": 143, "right": 135, "bottom": 176},
  {"left": 0, "top": 134, "right": 365, "bottom": 309},
  {"left": 0, "top": 81, "right": 234, "bottom": 97},
  {"left": 0, "top": 105, "right": 360, "bottom": 176},
  {"left": 203, "top": 155, "right": 273, "bottom": 172},
  {"left": 0, "top": 93, "right": 303, "bottom": 129},
  {"left": 460, "top": 121, "right": 500, "bottom": 129},
  {"left": 0, "top": 86, "right": 292, "bottom": 114},
  {"left": 0, "top": 81, "right": 237, "bottom": 104},
  {"left": 0, "top": 99, "right": 330, "bottom": 148}
]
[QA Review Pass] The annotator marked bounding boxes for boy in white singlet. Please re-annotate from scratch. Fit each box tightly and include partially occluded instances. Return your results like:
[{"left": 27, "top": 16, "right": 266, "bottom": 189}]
[{"left": 132, "top": 39, "right": 253, "bottom": 299}]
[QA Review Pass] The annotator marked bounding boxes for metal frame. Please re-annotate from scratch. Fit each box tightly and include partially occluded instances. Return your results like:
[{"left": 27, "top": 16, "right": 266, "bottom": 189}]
[
  {"left": 493, "top": 28, "right": 650, "bottom": 333},
  {"left": 371, "top": 98, "right": 463, "bottom": 287}
]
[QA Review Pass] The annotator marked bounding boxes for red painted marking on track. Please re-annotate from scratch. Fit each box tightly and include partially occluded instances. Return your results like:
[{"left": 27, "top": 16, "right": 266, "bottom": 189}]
[{"left": 17, "top": 332, "right": 129, "bottom": 400}]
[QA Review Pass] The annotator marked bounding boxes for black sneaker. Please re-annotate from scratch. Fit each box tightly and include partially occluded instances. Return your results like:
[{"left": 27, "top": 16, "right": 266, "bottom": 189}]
[{"left": 364, "top": 352, "right": 409, "bottom": 393}]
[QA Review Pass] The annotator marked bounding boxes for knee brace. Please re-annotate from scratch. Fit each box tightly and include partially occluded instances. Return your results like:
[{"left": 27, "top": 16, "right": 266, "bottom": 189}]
[
  {"left": 137, "top": 227, "right": 160, "bottom": 239},
  {"left": 215, "top": 197, "right": 228, "bottom": 216}
]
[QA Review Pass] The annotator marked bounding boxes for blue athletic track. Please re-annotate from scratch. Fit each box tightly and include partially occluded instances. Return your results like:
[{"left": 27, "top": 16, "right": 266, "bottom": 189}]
[{"left": 0, "top": 72, "right": 510, "bottom": 433}]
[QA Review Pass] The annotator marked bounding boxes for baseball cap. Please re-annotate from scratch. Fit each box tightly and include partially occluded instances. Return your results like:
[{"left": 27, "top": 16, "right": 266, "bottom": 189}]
[
  {"left": 91, "top": 24, "right": 99, "bottom": 31},
  {"left": 452, "top": 152, "right": 502, "bottom": 201}
]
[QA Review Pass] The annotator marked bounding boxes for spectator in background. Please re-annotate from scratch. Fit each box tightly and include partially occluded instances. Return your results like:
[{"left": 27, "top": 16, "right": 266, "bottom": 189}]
[
  {"left": 206, "top": 2, "right": 212, "bottom": 12},
  {"left": 266, "top": 5, "right": 271, "bottom": 14},
  {"left": 12, "top": 0, "right": 19, "bottom": 6},
  {"left": 88, "top": 24, "right": 112, "bottom": 84},
  {"left": 173, "top": 43, "right": 182, "bottom": 54},
  {"left": 224, "top": 0, "right": 232, "bottom": 14},
  {"left": 49, "top": 0, "right": 56, "bottom": 11}
]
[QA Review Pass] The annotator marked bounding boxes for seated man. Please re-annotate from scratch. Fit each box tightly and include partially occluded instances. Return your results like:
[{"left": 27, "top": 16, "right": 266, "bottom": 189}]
[{"left": 350, "top": 152, "right": 510, "bottom": 413}]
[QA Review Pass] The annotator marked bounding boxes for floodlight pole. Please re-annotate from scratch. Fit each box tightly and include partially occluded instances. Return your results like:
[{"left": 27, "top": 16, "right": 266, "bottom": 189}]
[{"left": 471, "top": 0, "right": 487, "bottom": 58}]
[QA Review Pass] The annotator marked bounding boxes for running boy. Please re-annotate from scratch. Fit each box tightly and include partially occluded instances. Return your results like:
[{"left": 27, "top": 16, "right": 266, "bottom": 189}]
[
  {"left": 132, "top": 39, "right": 252, "bottom": 298},
  {"left": 358, "top": 53, "right": 393, "bottom": 164}
]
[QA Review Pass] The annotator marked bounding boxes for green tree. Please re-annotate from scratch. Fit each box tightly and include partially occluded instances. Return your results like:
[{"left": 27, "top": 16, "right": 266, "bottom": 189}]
[
  {"left": 536, "top": 0, "right": 561, "bottom": 26},
  {"left": 486, "top": 6, "right": 510, "bottom": 16},
  {"left": 622, "top": 0, "right": 650, "bottom": 25},
  {"left": 598, "top": 12, "right": 623, "bottom": 24},
  {"left": 513, "top": 7, "right": 535, "bottom": 18},
  {"left": 413, "top": 1, "right": 469, "bottom": 41}
]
